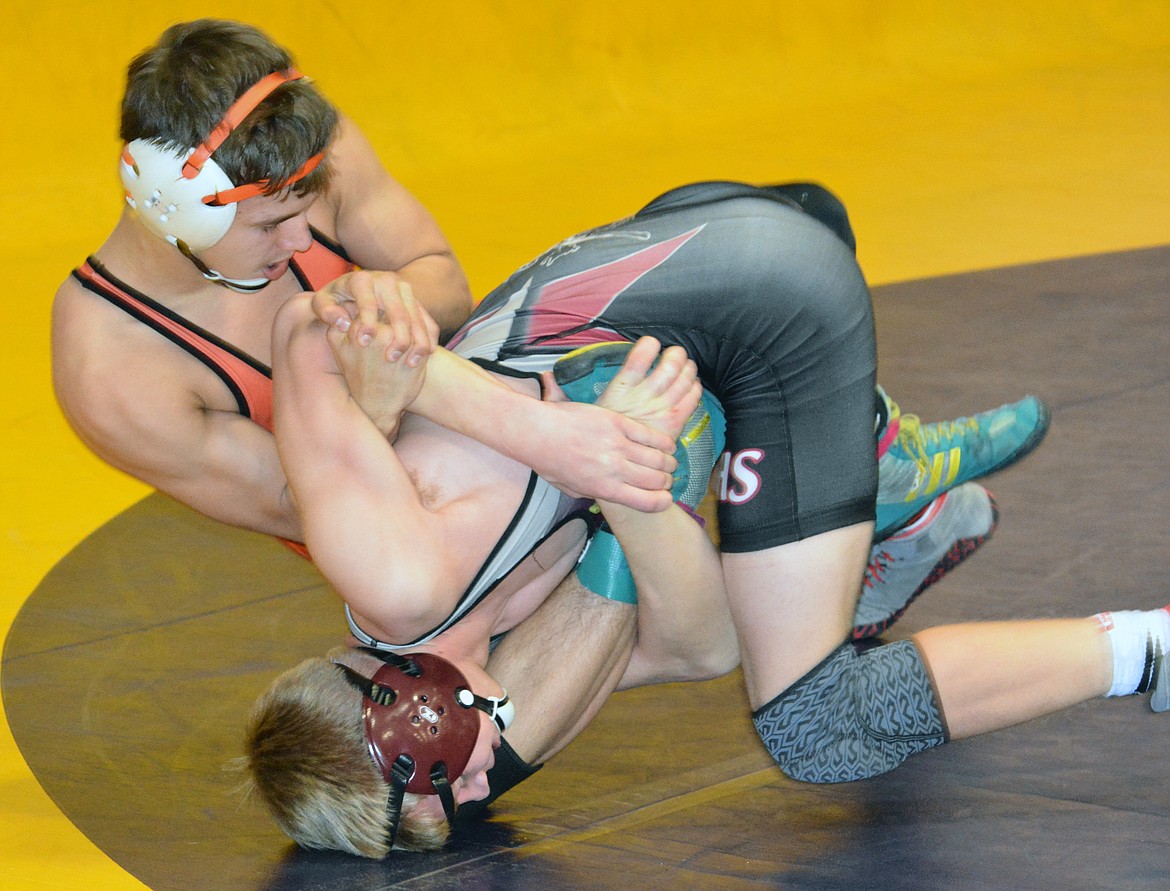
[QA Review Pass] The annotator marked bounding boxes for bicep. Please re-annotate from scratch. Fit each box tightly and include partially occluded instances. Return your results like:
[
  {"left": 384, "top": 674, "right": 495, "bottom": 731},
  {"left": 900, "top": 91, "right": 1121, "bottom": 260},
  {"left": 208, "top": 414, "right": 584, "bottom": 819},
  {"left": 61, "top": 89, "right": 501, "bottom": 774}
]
[
  {"left": 64, "top": 381, "right": 300, "bottom": 539},
  {"left": 325, "top": 118, "right": 472, "bottom": 333}
]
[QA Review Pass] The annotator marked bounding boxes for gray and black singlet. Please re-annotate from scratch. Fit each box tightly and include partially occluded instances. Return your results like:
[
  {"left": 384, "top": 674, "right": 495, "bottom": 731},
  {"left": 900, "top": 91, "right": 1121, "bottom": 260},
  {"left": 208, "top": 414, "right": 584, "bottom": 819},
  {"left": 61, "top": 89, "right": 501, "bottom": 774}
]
[{"left": 450, "top": 181, "right": 879, "bottom": 552}]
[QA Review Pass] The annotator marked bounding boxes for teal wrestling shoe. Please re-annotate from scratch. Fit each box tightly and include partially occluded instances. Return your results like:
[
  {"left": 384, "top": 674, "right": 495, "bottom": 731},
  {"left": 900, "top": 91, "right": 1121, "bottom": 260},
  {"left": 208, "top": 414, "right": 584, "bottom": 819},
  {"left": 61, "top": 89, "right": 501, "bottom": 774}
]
[
  {"left": 875, "top": 386, "right": 1049, "bottom": 540},
  {"left": 555, "top": 342, "right": 726, "bottom": 606},
  {"left": 552, "top": 341, "right": 725, "bottom": 510}
]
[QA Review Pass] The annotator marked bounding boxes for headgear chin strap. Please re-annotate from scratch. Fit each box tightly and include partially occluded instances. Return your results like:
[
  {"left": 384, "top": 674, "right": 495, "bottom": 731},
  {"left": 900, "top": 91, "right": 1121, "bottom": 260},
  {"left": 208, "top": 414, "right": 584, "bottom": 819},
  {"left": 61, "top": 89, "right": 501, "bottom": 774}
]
[
  {"left": 173, "top": 237, "right": 271, "bottom": 293},
  {"left": 456, "top": 687, "right": 515, "bottom": 732},
  {"left": 119, "top": 69, "right": 325, "bottom": 291},
  {"left": 332, "top": 649, "right": 513, "bottom": 852}
]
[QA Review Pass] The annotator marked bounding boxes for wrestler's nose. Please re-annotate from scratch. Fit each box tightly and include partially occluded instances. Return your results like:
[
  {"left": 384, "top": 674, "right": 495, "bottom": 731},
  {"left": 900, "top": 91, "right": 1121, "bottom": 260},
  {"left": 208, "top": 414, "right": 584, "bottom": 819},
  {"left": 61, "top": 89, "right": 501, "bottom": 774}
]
[{"left": 280, "top": 215, "right": 313, "bottom": 253}]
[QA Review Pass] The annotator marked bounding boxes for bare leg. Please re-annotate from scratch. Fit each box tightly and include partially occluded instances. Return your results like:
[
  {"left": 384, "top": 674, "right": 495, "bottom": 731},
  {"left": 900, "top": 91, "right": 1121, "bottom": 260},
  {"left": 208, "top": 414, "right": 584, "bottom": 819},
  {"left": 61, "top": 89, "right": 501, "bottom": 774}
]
[
  {"left": 562, "top": 336, "right": 740, "bottom": 688},
  {"left": 915, "top": 619, "right": 1112, "bottom": 739},
  {"left": 609, "top": 502, "right": 738, "bottom": 689},
  {"left": 721, "top": 521, "right": 874, "bottom": 709}
]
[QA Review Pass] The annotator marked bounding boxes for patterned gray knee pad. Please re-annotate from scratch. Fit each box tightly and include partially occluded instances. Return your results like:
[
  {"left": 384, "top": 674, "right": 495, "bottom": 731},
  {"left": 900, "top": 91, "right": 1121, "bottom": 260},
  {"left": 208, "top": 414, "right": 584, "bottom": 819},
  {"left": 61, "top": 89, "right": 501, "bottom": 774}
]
[{"left": 752, "top": 640, "right": 945, "bottom": 783}]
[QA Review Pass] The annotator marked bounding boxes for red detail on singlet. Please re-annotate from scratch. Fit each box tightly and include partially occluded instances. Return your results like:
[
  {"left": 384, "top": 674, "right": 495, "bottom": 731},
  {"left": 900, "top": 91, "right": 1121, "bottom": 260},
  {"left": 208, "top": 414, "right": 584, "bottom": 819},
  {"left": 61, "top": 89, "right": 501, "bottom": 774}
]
[
  {"left": 73, "top": 233, "right": 355, "bottom": 433},
  {"left": 76, "top": 258, "right": 279, "bottom": 430},
  {"left": 287, "top": 231, "right": 355, "bottom": 294},
  {"left": 520, "top": 227, "right": 702, "bottom": 349}
]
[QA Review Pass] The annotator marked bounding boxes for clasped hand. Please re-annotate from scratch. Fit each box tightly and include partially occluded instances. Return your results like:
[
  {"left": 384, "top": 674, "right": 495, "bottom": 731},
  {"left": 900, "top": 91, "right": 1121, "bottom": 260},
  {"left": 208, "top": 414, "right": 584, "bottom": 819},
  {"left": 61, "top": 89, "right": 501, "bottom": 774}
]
[
  {"left": 312, "top": 270, "right": 437, "bottom": 436},
  {"left": 311, "top": 269, "right": 439, "bottom": 365}
]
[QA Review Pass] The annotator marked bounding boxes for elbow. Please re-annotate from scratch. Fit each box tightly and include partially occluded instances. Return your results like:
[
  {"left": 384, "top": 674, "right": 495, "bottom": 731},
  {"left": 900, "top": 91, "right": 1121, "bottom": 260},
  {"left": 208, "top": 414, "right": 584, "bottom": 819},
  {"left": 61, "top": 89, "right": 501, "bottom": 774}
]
[
  {"left": 435, "top": 271, "right": 475, "bottom": 342},
  {"left": 321, "top": 552, "right": 454, "bottom": 644}
]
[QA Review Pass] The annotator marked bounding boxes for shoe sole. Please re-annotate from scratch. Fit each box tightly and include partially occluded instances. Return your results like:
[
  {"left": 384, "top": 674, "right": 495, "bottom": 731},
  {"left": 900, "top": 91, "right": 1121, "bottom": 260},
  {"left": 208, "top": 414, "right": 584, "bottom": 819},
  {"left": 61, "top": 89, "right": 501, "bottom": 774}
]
[
  {"left": 1151, "top": 647, "right": 1170, "bottom": 712},
  {"left": 852, "top": 491, "right": 1000, "bottom": 640},
  {"left": 875, "top": 399, "right": 1050, "bottom": 539}
]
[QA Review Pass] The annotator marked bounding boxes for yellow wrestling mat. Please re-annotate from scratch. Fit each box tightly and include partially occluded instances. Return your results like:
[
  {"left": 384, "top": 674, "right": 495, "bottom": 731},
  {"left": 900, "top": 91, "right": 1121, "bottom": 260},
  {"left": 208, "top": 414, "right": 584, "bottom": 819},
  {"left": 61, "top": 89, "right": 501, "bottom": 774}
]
[{"left": 3, "top": 3, "right": 1170, "bottom": 888}]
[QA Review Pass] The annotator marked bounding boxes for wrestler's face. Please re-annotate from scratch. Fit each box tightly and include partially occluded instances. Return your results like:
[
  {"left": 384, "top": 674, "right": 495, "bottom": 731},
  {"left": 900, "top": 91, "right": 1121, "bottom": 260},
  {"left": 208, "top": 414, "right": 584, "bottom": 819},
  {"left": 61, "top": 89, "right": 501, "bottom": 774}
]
[
  {"left": 410, "top": 710, "right": 501, "bottom": 822},
  {"left": 454, "top": 711, "right": 502, "bottom": 803},
  {"left": 197, "top": 190, "right": 317, "bottom": 283}
]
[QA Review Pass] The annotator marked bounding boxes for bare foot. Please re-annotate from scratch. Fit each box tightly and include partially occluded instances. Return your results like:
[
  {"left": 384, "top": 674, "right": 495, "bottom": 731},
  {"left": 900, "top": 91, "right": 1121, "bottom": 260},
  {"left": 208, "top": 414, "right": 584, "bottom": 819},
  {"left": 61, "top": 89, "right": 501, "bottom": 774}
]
[
  {"left": 594, "top": 337, "right": 701, "bottom": 441},
  {"left": 326, "top": 321, "right": 426, "bottom": 436}
]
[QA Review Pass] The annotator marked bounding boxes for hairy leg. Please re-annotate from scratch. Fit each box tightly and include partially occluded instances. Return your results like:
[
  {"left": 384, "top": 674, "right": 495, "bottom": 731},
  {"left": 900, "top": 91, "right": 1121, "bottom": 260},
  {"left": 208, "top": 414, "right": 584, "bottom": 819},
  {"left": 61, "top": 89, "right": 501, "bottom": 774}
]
[{"left": 487, "top": 577, "right": 636, "bottom": 766}]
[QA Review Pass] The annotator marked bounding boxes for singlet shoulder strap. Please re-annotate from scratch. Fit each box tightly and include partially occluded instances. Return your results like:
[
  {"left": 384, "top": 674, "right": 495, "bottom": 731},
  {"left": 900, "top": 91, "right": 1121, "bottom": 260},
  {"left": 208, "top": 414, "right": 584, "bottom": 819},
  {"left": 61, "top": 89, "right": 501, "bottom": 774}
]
[{"left": 72, "top": 258, "right": 275, "bottom": 430}]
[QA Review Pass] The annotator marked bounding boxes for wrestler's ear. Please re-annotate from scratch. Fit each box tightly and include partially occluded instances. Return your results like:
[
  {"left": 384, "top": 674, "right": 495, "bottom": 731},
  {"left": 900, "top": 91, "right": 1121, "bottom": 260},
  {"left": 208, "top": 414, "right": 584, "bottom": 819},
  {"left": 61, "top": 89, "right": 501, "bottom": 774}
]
[{"left": 538, "top": 371, "right": 570, "bottom": 403}]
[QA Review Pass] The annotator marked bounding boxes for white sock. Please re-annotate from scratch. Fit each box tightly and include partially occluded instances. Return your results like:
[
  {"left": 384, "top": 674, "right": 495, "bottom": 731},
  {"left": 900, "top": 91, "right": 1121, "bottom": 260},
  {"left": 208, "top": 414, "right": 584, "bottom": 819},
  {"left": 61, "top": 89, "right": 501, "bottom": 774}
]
[{"left": 1094, "top": 607, "right": 1170, "bottom": 697}]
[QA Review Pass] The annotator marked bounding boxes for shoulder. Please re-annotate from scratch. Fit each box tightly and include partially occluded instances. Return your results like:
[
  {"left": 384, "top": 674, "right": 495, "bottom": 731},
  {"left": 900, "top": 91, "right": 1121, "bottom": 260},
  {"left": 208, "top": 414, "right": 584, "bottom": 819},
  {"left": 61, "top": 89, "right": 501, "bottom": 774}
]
[
  {"left": 318, "top": 115, "right": 427, "bottom": 229},
  {"left": 306, "top": 115, "right": 381, "bottom": 235},
  {"left": 52, "top": 270, "right": 135, "bottom": 379},
  {"left": 52, "top": 273, "right": 221, "bottom": 462},
  {"left": 325, "top": 115, "right": 385, "bottom": 182}
]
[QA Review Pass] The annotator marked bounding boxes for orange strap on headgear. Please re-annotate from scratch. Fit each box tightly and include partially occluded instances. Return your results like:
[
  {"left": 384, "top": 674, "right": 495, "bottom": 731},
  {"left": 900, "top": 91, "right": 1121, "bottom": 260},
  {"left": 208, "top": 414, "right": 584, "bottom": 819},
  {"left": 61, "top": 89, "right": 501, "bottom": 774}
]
[{"left": 182, "top": 68, "right": 326, "bottom": 206}]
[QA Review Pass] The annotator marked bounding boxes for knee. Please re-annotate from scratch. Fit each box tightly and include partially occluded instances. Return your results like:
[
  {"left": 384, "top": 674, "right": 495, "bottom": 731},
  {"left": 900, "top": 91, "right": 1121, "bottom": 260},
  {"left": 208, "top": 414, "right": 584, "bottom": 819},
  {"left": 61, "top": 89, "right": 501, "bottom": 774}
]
[
  {"left": 751, "top": 641, "right": 946, "bottom": 784},
  {"left": 675, "top": 643, "right": 741, "bottom": 683},
  {"left": 673, "top": 609, "right": 741, "bottom": 682}
]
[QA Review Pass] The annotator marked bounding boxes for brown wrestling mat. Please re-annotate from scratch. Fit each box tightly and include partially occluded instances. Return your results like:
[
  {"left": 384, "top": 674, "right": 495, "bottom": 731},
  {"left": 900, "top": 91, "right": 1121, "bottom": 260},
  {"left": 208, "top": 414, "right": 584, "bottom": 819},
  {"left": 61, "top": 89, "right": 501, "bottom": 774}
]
[{"left": 7, "top": 246, "right": 1170, "bottom": 890}]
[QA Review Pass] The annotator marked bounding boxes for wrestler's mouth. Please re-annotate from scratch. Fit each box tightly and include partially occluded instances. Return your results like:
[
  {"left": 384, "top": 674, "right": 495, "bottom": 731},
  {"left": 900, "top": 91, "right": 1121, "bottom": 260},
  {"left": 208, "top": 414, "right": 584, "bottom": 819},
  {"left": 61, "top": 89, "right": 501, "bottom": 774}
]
[{"left": 263, "top": 258, "right": 290, "bottom": 280}]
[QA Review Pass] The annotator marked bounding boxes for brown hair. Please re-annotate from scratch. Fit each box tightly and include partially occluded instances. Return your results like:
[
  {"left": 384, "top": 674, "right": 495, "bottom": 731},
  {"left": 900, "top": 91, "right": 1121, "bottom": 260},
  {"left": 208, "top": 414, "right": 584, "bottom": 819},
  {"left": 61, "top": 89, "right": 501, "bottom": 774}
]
[
  {"left": 121, "top": 19, "right": 337, "bottom": 196},
  {"left": 242, "top": 653, "right": 450, "bottom": 857}
]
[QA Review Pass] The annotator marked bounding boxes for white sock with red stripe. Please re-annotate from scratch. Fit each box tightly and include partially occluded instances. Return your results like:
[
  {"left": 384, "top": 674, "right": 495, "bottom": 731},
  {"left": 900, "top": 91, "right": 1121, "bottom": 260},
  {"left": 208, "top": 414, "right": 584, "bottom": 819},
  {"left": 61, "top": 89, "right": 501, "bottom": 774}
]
[{"left": 1094, "top": 607, "right": 1170, "bottom": 697}]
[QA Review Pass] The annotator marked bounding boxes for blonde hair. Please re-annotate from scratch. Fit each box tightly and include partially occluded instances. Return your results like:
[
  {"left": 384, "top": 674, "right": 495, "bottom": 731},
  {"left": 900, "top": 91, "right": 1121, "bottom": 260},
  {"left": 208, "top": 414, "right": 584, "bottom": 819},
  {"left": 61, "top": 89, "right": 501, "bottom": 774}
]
[{"left": 243, "top": 653, "right": 452, "bottom": 857}]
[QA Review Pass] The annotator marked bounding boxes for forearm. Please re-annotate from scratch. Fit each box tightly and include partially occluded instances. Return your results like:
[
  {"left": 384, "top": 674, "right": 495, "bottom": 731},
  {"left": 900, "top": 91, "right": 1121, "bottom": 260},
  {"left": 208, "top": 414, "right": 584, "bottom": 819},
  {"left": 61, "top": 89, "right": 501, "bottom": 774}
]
[
  {"left": 274, "top": 483, "right": 304, "bottom": 540},
  {"left": 409, "top": 348, "right": 547, "bottom": 462},
  {"left": 206, "top": 480, "right": 301, "bottom": 542},
  {"left": 408, "top": 348, "right": 677, "bottom": 515},
  {"left": 391, "top": 252, "right": 473, "bottom": 341},
  {"left": 133, "top": 445, "right": 304, "bottom": 542}
]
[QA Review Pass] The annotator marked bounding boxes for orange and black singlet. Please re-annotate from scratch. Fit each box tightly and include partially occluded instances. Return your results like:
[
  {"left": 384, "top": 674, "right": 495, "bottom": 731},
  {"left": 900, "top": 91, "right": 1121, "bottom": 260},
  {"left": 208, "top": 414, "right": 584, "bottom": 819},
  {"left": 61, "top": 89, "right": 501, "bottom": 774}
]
[{"left": 71, "top": 230, "right": 355, "bottom": 433}]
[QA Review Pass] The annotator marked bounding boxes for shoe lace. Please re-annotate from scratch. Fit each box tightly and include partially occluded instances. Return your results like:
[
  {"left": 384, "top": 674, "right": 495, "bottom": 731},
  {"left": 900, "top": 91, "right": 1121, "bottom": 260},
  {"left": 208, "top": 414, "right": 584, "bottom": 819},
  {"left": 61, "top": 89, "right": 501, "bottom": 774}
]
[
  {"left": 895, "top": 412, "right": 978, "bottom": 469},
  {"left": 863, "top": 549, "right": 893, "bottom": 588}
]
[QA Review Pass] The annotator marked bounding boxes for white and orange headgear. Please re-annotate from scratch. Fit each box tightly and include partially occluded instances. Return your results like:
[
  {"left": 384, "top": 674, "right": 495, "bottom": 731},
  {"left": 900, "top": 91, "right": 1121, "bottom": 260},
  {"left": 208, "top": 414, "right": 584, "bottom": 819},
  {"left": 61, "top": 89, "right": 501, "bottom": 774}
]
[{"left": 119, "top": 69, "right": 324, "bottom": 290}]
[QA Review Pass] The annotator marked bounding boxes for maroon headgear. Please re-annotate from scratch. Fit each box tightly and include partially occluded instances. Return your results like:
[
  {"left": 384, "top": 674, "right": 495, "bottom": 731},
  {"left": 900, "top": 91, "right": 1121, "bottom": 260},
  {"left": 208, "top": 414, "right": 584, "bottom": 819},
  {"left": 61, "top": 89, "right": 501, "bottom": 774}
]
[{"left": 333, "top": 649, "right": 512, "bottom": 851}]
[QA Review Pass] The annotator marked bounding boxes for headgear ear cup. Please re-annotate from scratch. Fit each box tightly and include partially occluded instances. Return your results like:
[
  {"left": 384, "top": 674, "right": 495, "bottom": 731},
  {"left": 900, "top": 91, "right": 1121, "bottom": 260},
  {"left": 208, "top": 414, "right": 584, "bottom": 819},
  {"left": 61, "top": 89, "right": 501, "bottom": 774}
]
[
  {"left": 120, "top": 140, "right": 238, "bottom": 252},
  {"left": 119, "top": 69, "right": 321, "bottom": 261}
]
